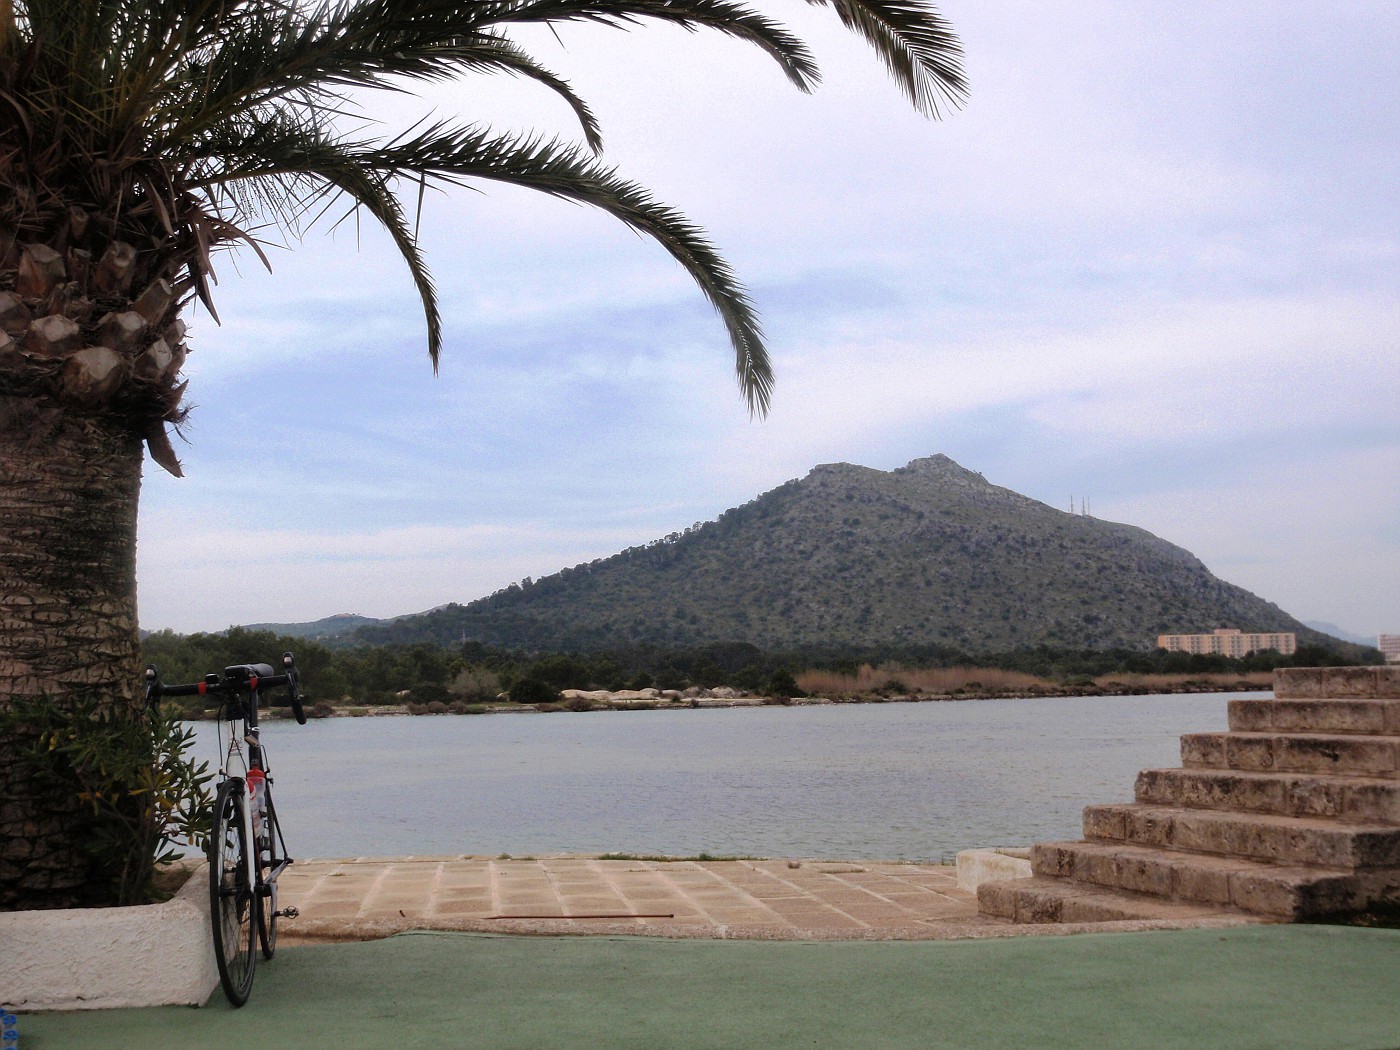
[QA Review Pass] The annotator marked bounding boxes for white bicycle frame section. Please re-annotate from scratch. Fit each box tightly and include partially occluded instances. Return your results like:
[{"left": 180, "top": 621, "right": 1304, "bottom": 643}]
[{"left": 220, "top": 724, "right": 263, "bottom": 894}]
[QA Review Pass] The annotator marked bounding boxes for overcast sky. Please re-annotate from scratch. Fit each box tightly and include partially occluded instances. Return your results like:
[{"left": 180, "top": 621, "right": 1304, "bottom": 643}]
[{"left": 137, "top": 0, "right": 1399, "bottom": 642}]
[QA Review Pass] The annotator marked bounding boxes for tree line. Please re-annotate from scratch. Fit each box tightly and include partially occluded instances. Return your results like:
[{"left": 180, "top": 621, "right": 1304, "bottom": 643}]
[{"left": 141, "top": 627, "right": 1381, "bottom": 713}]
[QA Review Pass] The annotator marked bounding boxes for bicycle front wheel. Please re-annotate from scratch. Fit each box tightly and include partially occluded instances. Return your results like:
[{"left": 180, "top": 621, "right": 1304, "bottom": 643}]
[
  {"left": 209, "top": 780, "right": 256, "bottom": 1006},
  {"left": 256, "top": 792, "right": 282, "bottom": 959}
]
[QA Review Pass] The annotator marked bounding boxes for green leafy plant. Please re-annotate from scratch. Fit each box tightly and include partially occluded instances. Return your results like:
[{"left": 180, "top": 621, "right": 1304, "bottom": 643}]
[
  {"left": 509, "top": 677, "right": 560, "bottom": 705},
  {"left": 1, "top": 695, "right": 213, "bottom": 907}
]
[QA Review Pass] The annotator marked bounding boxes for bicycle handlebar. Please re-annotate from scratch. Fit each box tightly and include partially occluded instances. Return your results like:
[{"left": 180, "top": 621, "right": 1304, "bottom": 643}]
[{"left": 146, "top": 652, "right": 307, "bottom": 725}]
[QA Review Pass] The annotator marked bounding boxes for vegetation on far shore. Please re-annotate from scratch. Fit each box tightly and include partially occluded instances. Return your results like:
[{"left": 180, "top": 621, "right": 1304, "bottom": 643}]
[{"left": 141, "top": 627, "right": 1378, "bottom": 717}]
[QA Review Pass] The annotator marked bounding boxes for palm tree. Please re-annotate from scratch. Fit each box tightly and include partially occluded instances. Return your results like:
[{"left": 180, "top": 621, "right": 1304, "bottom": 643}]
[{"left": 0, "top": 0, "right": 964, "bottom": 907}]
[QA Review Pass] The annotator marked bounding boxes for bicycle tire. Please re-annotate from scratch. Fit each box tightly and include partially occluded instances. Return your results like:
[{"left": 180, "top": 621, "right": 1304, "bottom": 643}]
[
  {"left": 209, "top": 780, "right": 256, "bottom": 1006},
  {"left": 256, "top": 791, "right": 281, "bottom": 959}
]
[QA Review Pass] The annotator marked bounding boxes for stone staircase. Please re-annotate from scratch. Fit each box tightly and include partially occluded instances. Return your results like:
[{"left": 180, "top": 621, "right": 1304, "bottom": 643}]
[{"left": 979, "top": 666, "right": 1400, "bottom": 924}]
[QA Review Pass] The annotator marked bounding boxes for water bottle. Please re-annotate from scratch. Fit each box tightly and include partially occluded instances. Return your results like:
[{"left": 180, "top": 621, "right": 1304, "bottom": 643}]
[
  {"left": 246, "top": 766, "right": 267, "bottom": 843},
  {"left": 1, "top": 1008, "right": 17, "bottom": 1049}
]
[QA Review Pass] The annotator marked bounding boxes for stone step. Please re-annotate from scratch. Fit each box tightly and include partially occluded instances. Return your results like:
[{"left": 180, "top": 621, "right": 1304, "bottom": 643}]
[
  {"left": 976, "top": 875, "right": 1239, "bottom": 924},
  {"left": 1229, "top": 697, "right": 1400, "bottom": 736},
  {"left": 1275, "top": 666, "right": 1400, "bottom": 700},
  {"left": 1082, "top": 803, "right": 1400, "bottom": 869},
  {"left": 1135, "top": 767, "right": 1400, "bottom": 824},
  {"left": 1181, "top": 731, "right": 1400, "bottom": 778},
  {"left": 1031, "top": 840, "right": 1362, "bottom": 918}
]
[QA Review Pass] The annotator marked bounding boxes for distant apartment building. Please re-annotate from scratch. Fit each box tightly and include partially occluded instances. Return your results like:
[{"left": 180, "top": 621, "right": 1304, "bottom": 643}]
[
  {"left": 1156, "top": 628, "right": 1297, "bottom": 657},
  {"left": 1380, "top": 635, "right": 1400, "bottom": 664}
]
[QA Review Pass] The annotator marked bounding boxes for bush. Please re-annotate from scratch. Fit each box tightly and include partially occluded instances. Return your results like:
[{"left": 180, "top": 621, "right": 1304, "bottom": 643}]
[
  {"left": 307, "top": 700, "right": 336, "bottom": 719},
  {"left": 765, "top": 668, "right": 804, "bottom": 699},
  {"left": 509, "top": 677, "right": 560, "bottom": 705},
  {"left": 449, "top": 667, "right": 502, "bottom": 703},
  {"left": 1, "top": 694, "right": 213, "bottom": 907}
]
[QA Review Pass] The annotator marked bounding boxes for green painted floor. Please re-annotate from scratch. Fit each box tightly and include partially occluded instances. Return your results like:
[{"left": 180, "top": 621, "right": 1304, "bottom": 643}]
[{"left": 19, "top": 925, "right": 1400, "bottom": 1050}]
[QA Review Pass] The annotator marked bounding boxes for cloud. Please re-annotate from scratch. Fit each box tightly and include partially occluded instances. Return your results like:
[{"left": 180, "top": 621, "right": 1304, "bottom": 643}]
[{"left": 135, "top": 2, "right": 1400, "bottom": 641}]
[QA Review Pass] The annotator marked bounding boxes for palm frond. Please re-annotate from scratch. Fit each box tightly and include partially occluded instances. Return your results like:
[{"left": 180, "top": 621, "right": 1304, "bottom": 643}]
[
  {"left": 805, "top": 0, "right": 966, "bottom": 117},
  {"left": 202, "top": 117, "right": 770, "bottom": 411},
  {"left": 478, "top": 0, "right": 821, "bottom": 92},
  {"left": 4, "top": 0, "right": 968, "bottom": 421}
]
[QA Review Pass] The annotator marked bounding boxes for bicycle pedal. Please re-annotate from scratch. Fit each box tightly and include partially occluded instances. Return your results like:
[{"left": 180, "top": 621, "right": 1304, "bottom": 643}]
[{"left": 277, "top": 906, "right": 300, "bottom": 919}]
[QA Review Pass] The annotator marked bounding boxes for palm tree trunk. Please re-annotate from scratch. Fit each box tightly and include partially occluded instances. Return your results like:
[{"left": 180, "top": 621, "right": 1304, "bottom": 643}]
[{"left": 0, "top": 398, "right": 143, "bottom": 909}]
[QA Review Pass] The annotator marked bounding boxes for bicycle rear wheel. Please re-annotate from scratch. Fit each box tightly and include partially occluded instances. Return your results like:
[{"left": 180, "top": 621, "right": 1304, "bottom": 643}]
[
  {"left": 256, "top": 792, "right": 282, "bottom": 959},
  {"left": 209, "top": 780, "right": 256, "bottom": 1006}
]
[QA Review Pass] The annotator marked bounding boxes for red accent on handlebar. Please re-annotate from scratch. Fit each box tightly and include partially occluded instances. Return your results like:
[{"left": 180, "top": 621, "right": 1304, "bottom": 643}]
[
  {"left": 198, "top": 682, "right": 207, "bottom": 695},
  {"left": 250, "top": 676, "right": 259, "bottom": 690}
]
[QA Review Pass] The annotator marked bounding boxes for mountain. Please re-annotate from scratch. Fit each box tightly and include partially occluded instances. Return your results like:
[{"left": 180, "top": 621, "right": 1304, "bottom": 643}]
[
  {"left": 351, "top": 454, "right": 1330, "bottom": 654},
  {"left": 1304, "top": 621, "right": 1376, "bottom": 647},
  {"left": 244, "top": 612, "right": 385, "bottom": 640}
]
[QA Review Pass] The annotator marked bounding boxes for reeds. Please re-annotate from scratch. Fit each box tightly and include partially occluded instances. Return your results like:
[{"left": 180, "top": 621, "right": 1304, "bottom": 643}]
[{"left": 796, "top": 664, "right": 1052, "bottom": 696}]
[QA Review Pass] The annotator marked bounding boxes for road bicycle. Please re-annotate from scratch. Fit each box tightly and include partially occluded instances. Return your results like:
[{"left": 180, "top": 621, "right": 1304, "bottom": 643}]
[{"left": 144, "top": 654, "right": 307, "bottom": 1007}]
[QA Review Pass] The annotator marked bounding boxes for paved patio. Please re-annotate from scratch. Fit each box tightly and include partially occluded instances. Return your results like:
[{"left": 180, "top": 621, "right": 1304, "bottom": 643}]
[{"left": 277, "top": 855, "right": 1257, "bottom": 944}]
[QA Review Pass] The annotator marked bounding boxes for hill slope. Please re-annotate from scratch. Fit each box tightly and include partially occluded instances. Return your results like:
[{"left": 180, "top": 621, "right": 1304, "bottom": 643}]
[{"left": 356, "top": 455, "right": 1322, "bottom": 653}]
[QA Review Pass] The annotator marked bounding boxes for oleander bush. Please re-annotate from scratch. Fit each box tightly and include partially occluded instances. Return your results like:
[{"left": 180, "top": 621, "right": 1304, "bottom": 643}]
[{"left": 0, "top": 694, "right": 212, "bottom": 907}]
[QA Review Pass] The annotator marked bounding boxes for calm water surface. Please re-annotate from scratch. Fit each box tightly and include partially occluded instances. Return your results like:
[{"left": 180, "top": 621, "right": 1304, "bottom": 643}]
[{"left": 194, "top": 693, "right": 1243, "bottom": 862}]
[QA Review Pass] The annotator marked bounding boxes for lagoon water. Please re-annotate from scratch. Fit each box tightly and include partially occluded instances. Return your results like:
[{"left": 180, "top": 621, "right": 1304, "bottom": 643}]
[{"left": 195, "top": 692, "right": 1244, "bottom": 863}]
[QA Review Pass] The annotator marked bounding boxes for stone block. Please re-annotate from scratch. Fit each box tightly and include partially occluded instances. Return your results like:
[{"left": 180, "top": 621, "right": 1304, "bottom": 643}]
[
  {"left": 1112, "top": 852, "right": 1173, "bottom": 897},
  {"left": 1279, "top": 824, "right": 1351, "bottom": 868},
  {"left": 1323, "top": 667, "right": 1385, "bottom": 699},
  {"left": 1226, "top": 735, "right": 1275, "bottom": 772},
  {"left": 1181, "top": 733, "right": 1226, "bottom": 768},
  {"left": 1071, "top": 846, "right": 1120, "bottom": 887},
  {"left": 1170, "top": 858, "right": 1233, "bottom": 905},
  {"left": 1168, "top": 770, "right": 1282, "bottom": 814},
  {"left": 1029, "top": 843, "right": 1074, "bottom": 878},
  {"left": 1082, "top": 805, "right": 1127, "bottom": 841},
  {"left": 1228, "top": 699, "right": 1273, "bottom": 732},
  {"left": 1122, "top": 807, "right": 1175, "bottom": 848},
  {"left": 1272, "top": 700, "right": 1385, "bottom": 734},
  {"left": 1057, "top": 894, "right": 1130, "bottom": 923},
  {"left": 974, "top": 880, "right": 1018, "bottom": 919},
  {"left": 1275, "top": 735, "right": 1396, "bottom": 777},
  {"left": 1229, "top": 868, "right": 1358, "bottom": 919},
  {"left": 1173, "top": 811, "right": 1288, "bottom": 862},
  {"left": 1017, "top": 890, "right": 1064, "bottom": 923},
  {"left": 1134, "top": 769, "right": 1178, "bottom": 806},
  {"left": 1282, "top": 776, "right": 1345, "bottom": 819},
  {"left": 1342, "top": 781, "right": 1400, "bottom": 825},
  {"left": 1349, "top": 829, "right": 1400, "bottom": 869},
  {"left": 1377, "top": 666, "right": 1400, "bottom": 700},
  {"left": 1275, "top": 668, "right": 1324, "bottom": 699}
]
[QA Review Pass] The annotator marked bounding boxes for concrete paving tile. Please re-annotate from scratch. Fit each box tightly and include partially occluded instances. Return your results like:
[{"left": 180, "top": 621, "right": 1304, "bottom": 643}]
[
  {"left": 276, "top": 855, "right": 1127, "bottom": 944},
  {"left": 430, "top": 903, "right": 492, "bottom": 917},
  {"left": 296, "top": 902, "right": 363, "bottom": 918},
  {"left": 557, "top": 897, "right": 631, "bottom": 912}
]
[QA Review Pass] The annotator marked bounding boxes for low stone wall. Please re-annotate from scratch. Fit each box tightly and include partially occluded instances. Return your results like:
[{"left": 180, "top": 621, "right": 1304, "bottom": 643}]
[
  {"left": 0, "top": 862, "right": 219, "bottom": 1010},
  {"left": 955, "top": 848, "right": 1032, "bottom": 892}
]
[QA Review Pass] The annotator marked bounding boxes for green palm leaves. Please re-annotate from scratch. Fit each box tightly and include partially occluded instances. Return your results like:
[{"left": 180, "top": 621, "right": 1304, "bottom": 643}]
[{"left": 1, "top": 0, "right": 965, "bottom": 414}]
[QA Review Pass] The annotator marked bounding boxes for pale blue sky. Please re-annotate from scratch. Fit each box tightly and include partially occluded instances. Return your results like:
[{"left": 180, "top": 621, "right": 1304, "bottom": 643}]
[{"left": 137, "top": 1, "right": 1399, "bottom": 640}]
